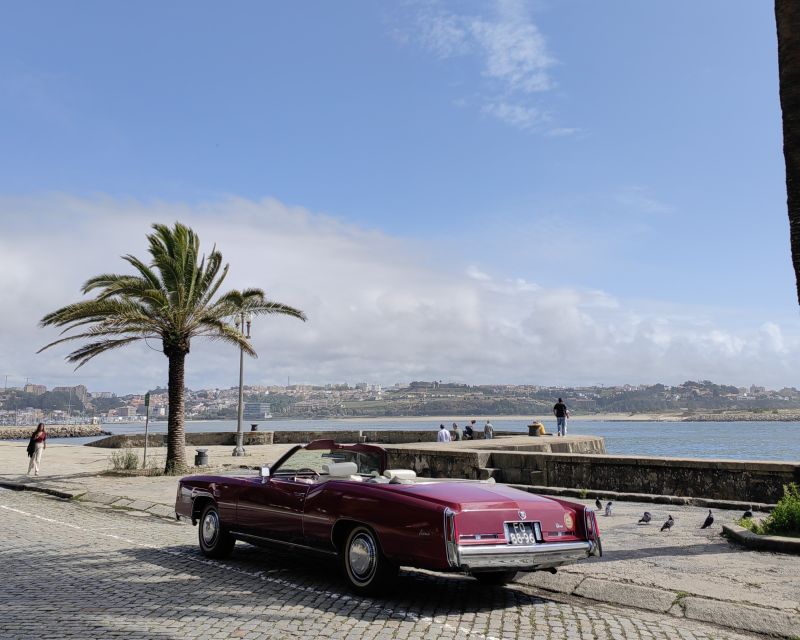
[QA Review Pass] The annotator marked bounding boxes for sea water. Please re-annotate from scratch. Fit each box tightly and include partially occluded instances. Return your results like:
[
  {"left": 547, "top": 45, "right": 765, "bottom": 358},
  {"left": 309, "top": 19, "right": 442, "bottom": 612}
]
[{"left": 42, "top": 418, "right": 800, "bottom": 461}]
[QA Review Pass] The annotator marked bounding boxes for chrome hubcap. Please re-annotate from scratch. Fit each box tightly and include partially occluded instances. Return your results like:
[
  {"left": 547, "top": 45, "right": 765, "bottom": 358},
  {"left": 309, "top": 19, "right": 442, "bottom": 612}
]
[
  {"left": 202, "top": 511, "right": 219, "bottom": 545},
  {"left": 348, "top": 533, "right": 376, "bottom": 581}
]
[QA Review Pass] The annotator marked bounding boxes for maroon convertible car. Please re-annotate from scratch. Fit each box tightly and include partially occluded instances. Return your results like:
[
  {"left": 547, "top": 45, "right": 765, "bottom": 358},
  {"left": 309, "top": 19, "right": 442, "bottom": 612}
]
[{"left": 175, "top": 439, "right": 602, "bottom": 594}]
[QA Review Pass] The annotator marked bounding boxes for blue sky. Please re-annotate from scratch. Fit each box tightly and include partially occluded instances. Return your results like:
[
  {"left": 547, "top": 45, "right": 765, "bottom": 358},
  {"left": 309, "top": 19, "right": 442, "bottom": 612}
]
[{"left": 0, "top": 1, "right": 796, "bottom": 393}]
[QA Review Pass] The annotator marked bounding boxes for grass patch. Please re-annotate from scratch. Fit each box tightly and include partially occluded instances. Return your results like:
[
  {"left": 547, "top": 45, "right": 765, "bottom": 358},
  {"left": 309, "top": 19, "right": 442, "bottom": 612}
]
[
  {"left": 740, "top": 483, "right": 800, "bottom": 538},
  {"left": 109, "top": 447, "right": 139, "bottom": 471},
  {"left": 672, "top": 591, "right": 689, "bottom": 611}
]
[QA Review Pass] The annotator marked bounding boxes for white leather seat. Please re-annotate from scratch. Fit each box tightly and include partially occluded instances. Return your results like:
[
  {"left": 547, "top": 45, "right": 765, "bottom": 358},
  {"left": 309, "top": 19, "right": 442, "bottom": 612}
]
[
  {"left": 321, "top": 461, "right": 359, "bottom": 477},
  {"left": 383, "top": 469, "right": 416, "bottom": 480}
]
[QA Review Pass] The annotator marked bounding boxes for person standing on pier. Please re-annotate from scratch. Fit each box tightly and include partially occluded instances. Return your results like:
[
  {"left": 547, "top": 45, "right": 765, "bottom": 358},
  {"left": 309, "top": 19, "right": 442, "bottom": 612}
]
[
  {"left": 553, "top": 398, "right": 570, "bottom": 437},
  {"left": 27, "top": 423, "right": 47, "bottom": 476}
]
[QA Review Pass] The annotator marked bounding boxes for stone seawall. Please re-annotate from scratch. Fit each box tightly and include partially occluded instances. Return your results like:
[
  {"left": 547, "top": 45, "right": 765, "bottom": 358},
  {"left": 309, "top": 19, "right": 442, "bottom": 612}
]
[
  {"left": 529, "top": 452, "right": 800, "bottom": 504},
  {"left": 89, "top": 428, "right": 526, "bottom": 448},
  {"left": 384, "top": 440, "right": 800, "bottom": 504},
  {"left": 0, "top": 425, "right": 105, "bottom": 440}
]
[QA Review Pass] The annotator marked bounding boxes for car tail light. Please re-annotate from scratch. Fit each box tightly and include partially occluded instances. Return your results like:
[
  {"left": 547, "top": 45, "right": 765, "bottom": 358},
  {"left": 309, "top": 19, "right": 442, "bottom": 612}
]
[
  {"left": 584, "top": 508, "right": 595, "bottom": 537},
  {"left": 443, "top": 508, "right": 459, "bottom": 568},
  {"left": 585, "top": 508, "right": 602, "bottom": 557}
]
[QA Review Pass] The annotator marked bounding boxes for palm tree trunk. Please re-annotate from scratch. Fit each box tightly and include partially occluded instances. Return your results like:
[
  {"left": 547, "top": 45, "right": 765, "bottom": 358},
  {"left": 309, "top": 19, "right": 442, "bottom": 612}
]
[
  {"left": 776, "top": 0, "right": 800, "bottom": 303},
  {"left": 165, "top": 351, "right": 187, "bottom": 473}
]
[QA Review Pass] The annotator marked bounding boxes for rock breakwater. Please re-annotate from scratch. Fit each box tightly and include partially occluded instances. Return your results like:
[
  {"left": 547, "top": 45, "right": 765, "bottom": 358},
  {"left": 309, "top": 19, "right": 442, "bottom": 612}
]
[{"left": 0, "top": 424, "right": 108, "bottom": 440}]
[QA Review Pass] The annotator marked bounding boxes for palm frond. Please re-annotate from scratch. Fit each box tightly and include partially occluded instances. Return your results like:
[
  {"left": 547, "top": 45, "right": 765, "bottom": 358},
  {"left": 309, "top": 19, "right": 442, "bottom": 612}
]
[
  {"left": 121, "top": 254, "right": 163, "bottom": 291},
  {"left": 64, "top": 337, "right": 145, "bottom": 369},
  {"left": 196, "top": 319, "right": 258, "bottom": 357}
]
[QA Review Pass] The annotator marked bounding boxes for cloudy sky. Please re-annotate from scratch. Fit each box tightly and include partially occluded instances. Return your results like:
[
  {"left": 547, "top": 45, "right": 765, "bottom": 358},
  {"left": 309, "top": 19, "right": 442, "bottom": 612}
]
[{"left": 0, "top": 1, "right": 796, "bottom": 394}]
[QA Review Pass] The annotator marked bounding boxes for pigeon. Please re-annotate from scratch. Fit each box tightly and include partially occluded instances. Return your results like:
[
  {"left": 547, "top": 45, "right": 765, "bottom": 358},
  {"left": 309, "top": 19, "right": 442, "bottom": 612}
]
[
  {"left": 605, "top": 501, "right": 613, "bottom": 517},
  {"left": 742, "top": 507, "right": 753, "bottom": 519},
  {"left": 638, "top": 511, "right": 652, "bottom": 524},
  {"left": 660, "top": 515, "right": 674, "bottom": 532},
  {"left": 700, "top": 509, "right": 714, "bottom": 529},
  {"left": 595, "top": 497, "right": 602, "bottom": 510}
]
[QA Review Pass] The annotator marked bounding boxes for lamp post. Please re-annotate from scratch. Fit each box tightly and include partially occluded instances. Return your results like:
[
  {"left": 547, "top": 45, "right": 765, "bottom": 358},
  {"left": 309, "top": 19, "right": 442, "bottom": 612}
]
[{"left": 233, "top": 311, "right": 251, "bottom": 457}]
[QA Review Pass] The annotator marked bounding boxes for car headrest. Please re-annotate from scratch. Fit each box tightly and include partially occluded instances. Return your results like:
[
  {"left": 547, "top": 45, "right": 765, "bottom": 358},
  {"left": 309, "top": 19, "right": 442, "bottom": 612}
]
[
  {"left": 383, "top": 469, "right": 416, "bottom": 480},
  {"left": 321, "top": 461, "right": 359, "bottom": 477}
]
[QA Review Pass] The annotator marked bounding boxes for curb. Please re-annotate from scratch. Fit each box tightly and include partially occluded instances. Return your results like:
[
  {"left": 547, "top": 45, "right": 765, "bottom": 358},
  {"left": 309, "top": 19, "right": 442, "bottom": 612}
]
[
  {"left": 509, "top": 484, "right": 775, "bottom": 512},
  {"left": 518, "top": 572, "right": 800, "bottom": 639},
  {"left": 0, "top": 480, "right": 80, "bottom": 501},
  {"left": 722, "top": 523, "right": 800, "bottom": 554},
  {"left": 0, "top": 480, "right": 178, "bottom": 520}
]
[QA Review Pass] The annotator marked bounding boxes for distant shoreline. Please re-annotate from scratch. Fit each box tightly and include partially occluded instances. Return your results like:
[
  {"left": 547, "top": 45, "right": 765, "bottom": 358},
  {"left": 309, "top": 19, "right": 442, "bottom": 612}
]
[{"left": 192, "top": 411, "right": 799, "bottom": 423}]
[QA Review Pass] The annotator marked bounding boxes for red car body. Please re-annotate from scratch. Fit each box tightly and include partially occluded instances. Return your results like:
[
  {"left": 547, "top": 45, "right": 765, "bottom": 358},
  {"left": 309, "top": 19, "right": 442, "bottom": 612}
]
[{"left": 175, "top": 440, "right": 601, "bottom": 593}]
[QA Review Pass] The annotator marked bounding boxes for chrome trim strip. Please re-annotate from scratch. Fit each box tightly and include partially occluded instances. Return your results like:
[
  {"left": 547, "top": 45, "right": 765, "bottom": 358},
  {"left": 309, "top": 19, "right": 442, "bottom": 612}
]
[
  {"left": 459, "top": 540, "right": 592, "bottom": 557},
  {"left": 230, "top": 531, "right": 337, "bottom": 557}
]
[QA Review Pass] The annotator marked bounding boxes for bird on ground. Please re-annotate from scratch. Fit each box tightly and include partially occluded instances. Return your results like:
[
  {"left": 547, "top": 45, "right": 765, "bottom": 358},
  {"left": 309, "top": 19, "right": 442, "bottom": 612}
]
[
  {"left": 700, "top": 509, "right": 714, "bottom": 529},
  {"left": 638, "top": 511, "right": 652, "bottom": 524},
  {"left": 605, "top": 501, "right": 613, "bottom": 517},
  {"left": 660, "top": 515, "right": 674, "bottom": 532},
  {"left": 595, "top": 498, "right": 602, "bottom": 510},
  {"left": 742, "top": 507, "right": 753, "bottom": 519}
]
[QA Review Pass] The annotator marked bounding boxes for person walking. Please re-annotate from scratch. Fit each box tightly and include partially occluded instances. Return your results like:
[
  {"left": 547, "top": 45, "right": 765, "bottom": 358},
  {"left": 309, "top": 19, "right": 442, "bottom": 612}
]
[
  {"left": 553, "top": 398, "right": 570, "bottom": 437},
  {"left": 484, "top": 420, "right": 494, "bottom": 439},
  {"left": 452, "top": 423, "right": 462, "bottom": 441},
  {"left": 27, "top": 423, "right": 47, "bottom": 476},
  {"left": 437, "top": 423, "right": 452, "bottom": 443}
]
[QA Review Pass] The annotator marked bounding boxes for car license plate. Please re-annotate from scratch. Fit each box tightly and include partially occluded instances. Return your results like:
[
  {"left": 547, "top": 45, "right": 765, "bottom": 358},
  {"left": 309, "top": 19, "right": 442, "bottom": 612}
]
[{"left": 505, "top": 521, "right": 539, "bottom": 545}]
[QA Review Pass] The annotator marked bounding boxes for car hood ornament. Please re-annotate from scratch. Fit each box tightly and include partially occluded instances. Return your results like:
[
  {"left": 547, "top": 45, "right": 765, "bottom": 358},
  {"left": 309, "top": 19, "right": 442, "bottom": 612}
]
[{"left": 518, "top": 510, "right": 527, "bottom": 520}]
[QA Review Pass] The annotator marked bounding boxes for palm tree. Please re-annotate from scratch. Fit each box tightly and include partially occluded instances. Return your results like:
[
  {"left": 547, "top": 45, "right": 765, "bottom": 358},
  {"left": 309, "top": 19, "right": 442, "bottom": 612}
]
[
  {"left": 39, "top": 222, "right": 306, "bottom": 472},
  {"left": 776, "top": 0, "right": 800, "bottom": 302}
]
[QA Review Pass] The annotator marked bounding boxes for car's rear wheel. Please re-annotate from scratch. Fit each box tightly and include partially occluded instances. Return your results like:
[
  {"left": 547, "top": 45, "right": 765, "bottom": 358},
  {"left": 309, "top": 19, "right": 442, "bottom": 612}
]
[
  {"left": 473, "top": 570, "right": 518, "bottom": 586},
  {"left": 341, "top": 525, "right": 397, "bottom": 596},
  {"left": 198, "top": 503, "right": 235, "bottom": 559}
]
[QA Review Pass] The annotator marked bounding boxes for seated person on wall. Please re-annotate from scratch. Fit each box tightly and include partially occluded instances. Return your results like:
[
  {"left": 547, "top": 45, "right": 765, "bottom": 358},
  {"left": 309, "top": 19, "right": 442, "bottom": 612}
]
[{"left": 528, "top": 421, "right": 547, "bottom": 436}]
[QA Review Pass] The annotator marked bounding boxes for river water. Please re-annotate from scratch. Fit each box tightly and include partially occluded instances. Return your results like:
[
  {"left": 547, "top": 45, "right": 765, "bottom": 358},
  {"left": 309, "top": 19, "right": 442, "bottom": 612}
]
[{"left": 40, "top": 418, "right": 800, "bottom": 462}]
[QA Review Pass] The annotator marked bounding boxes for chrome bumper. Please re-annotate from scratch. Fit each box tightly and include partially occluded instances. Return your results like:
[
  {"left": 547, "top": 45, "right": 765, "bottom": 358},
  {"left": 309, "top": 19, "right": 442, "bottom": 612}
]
[{"left": 455, "top": 540, "right": 596, "bottom": 572}]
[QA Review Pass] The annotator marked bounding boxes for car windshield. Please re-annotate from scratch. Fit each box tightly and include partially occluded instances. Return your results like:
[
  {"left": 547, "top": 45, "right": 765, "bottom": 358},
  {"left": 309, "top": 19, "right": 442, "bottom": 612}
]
[{"left": 274, "top": 447, "right": 382, "bottom": 477}]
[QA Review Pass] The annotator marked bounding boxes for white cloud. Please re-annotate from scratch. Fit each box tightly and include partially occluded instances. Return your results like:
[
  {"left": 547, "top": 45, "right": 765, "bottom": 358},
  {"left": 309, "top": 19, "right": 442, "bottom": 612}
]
[
  {"left": 482, "top": 101, "right": 547, "bottom": 130},
  {"left": 409, "top": 0, "right": 566, "bottom": 132},
  {"left": 615, "top": 186, "right": 673, "bottom": 215},
  {"left": 0, "top": 194, "right": 798, "bottom": 393}
]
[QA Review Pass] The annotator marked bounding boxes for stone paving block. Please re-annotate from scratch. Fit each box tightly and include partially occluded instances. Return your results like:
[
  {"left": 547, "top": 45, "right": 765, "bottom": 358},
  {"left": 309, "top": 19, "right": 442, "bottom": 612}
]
[
  {"left": 516, "top": 570, "right": 585, "bottom": 594},
  {"left": 81, "top": 491, "right": 120, "bottom": 505},
  {"left": 573, "top": 578, "right": 675, "bottom": 613},
  {"left": 683, "top": 596, "right": 800, "bottom": 638},
  {"left": 146, "top": 504, "right": 177, "bottom": 518},
  {"left": 127, "top": 499, "right": 156, "bottom": 512}
]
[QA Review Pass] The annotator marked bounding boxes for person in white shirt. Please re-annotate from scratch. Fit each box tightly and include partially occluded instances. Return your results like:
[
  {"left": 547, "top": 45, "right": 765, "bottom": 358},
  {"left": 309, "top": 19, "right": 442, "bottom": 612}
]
[
  {"left": 437, "top": 423, "right": 452, "bottom": 442},
  {"left": 484, "top": 421, "right": 494, "bottom": 439}
]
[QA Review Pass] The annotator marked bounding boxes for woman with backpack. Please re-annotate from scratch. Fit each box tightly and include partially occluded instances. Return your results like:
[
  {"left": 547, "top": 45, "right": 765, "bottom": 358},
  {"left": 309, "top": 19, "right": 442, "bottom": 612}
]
[{"left": 27, "top": 423, "right": 47, "bottom": 476}]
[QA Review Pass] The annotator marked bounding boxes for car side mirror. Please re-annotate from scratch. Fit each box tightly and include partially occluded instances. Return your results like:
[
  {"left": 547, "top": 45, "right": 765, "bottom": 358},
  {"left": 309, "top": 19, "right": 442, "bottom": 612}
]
[{"left": 259, "top": 466, "right": 270, "bottom": 483}]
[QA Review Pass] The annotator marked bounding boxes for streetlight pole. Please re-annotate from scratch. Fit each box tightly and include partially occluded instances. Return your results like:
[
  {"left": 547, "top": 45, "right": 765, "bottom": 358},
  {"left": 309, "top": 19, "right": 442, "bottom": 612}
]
[{"left": 233, "top": 311, "right": 251, "bottom": 457}]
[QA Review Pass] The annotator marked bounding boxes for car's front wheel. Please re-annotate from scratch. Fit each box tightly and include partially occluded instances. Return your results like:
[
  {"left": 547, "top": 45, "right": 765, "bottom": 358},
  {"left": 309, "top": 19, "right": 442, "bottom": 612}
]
[
  {"left": 198, "top": 503, "right": 235, "bottom": 559},
  {"left": 341, "top": 525, "right": 397, "bottom": 596},
  {"left": 473, "top": 570, "right": 518, "bottom": 586}
]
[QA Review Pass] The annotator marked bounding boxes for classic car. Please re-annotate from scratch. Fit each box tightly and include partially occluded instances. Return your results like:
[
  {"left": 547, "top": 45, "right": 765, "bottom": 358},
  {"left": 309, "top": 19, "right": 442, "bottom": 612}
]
[{"left": 175, "top": 439, "right": 602, "bottom": 594}]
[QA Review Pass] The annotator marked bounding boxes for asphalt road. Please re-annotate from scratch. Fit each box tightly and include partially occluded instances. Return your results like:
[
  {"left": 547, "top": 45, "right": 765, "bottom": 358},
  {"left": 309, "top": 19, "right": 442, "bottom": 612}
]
[{"left": 0, "top": 488, "right": 766, "bottom": 640}]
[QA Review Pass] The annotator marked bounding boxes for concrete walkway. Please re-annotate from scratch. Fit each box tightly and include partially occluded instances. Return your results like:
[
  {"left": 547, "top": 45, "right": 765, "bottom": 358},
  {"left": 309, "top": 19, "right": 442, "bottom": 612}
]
[{"left": 1, "top": 440, "right": 798, "bottom": 638}]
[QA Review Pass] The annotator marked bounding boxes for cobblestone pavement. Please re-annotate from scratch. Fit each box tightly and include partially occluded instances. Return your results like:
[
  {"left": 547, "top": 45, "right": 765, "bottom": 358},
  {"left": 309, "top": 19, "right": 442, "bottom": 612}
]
[{"left": 0, "top": 489, "right": 768, "bottom": 640}]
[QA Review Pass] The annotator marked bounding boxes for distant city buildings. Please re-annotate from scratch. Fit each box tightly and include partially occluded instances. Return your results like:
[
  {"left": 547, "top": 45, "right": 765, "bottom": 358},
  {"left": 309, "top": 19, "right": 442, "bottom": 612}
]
[
  {"left": 243, "top": 402, "right": 271, "bottom": 420},
  {"left": 23, "top": 384, "right": 46, "bottom": 396},
  {"left": 1, "top": 379, "right": 799, "bottom": 425}
]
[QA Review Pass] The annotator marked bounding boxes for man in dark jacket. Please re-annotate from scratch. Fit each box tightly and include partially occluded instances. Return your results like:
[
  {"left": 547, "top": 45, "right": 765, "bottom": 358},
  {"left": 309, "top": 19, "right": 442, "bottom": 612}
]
[{"left": 553, "top": 398, "right": 570, "bottom": 437}]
